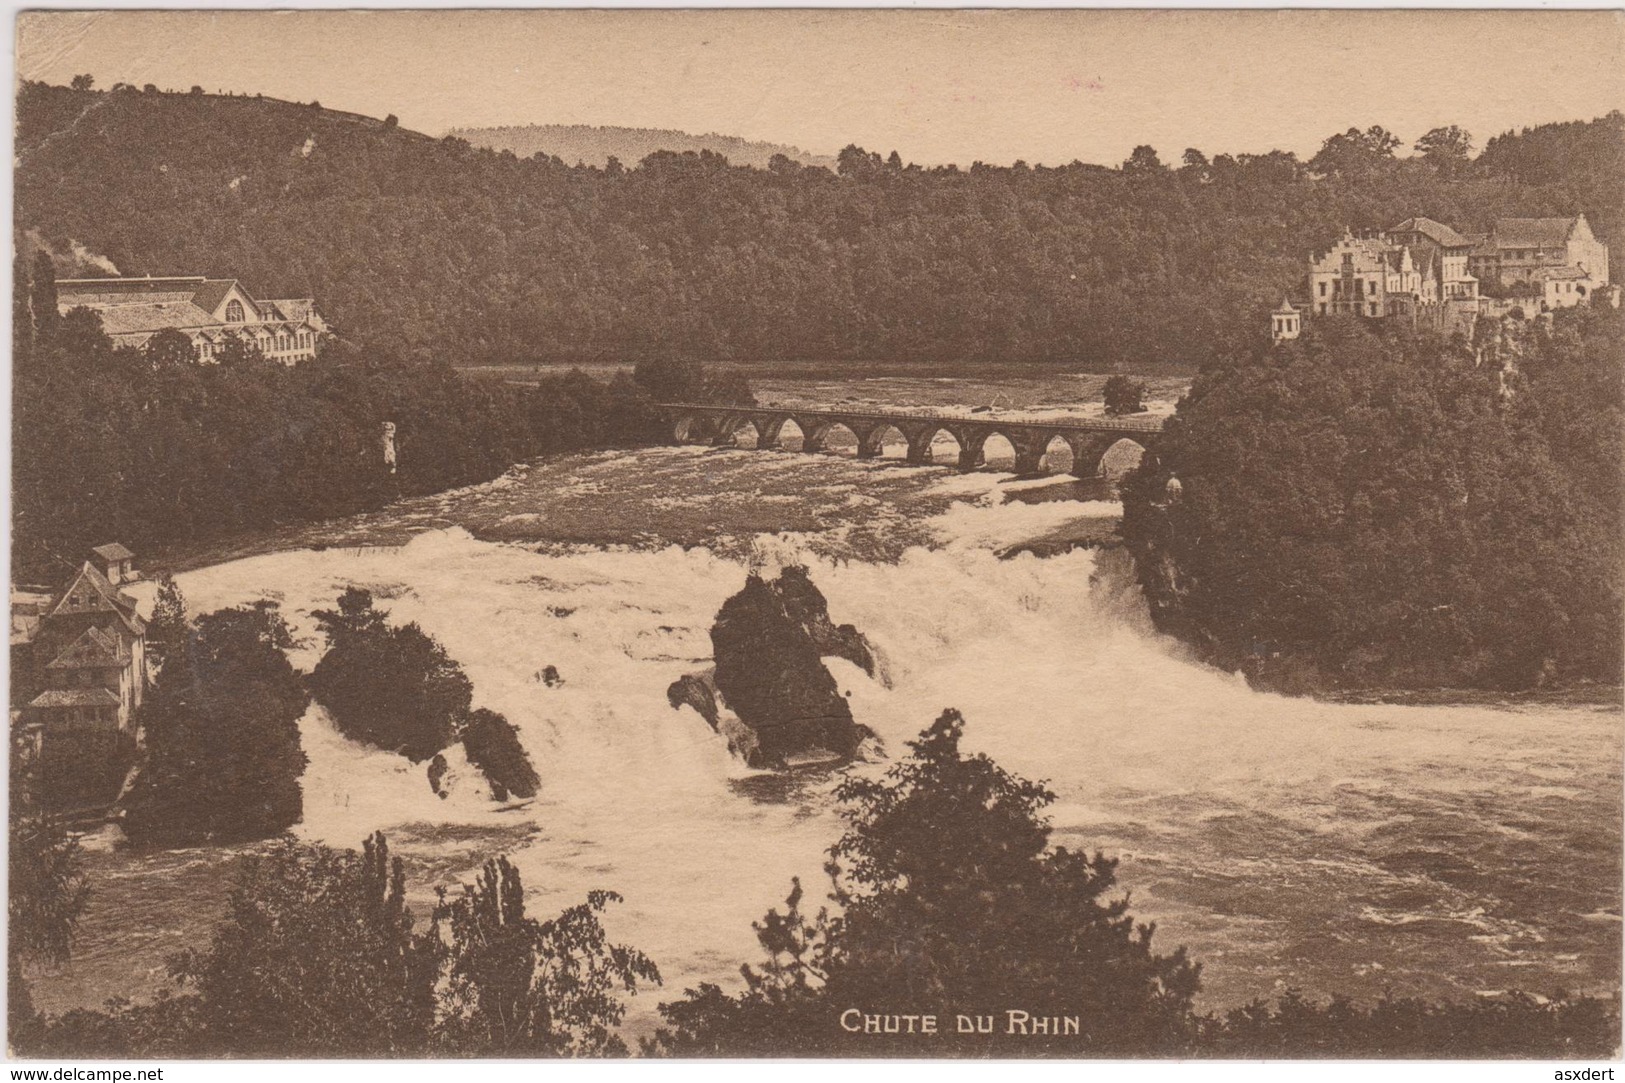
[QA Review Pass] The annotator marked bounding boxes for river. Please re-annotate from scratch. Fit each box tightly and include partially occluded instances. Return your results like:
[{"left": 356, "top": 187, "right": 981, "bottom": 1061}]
[{"left": 27, "top": 373, "right": 1622, "bottom": 1043}]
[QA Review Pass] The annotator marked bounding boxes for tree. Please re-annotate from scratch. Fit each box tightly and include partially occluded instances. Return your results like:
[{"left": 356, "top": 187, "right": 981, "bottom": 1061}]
[
  {"left": 652, "top": 710, "right": 1201, "bottom": 1055},
  {"left": 8, "top": 734, "right": 90, "bottom": 1048},
  {"left": 1120, "top": 308, "right": 1623, "bottom": 690},
  {"left": 143, "top": 327, "right": 198, "bottom": 370},
  {"left": 429, "top": 858, "right": 660, "bottom": 1056},
  {"left": 146, "top": 574, "right": 189, "bottom": 670},
  {"left": 69, "top": 73, "right": 94, "bottom": 91},
  {"left": 121, "top": 603, "right": 309, "bottom": 845},
  {"left": 309, "top": 587, "right": 470, "bottom": 761},
  {"left": 1414, "top": 125, "right": 1474, "bottom": 176},
  {"left": 213, "top": 330, "right": 266, "bottom": 368},
  {"left": 1121, "top": 144, "right": 1166, "bottom": 175},
  {"left": 1308, "top": 125, "right": 1401, "bottom": 177},
  {"left": 632, "top": 355, "right": 705, "bottom": 403},
  {"left": 383, "top": 114, "right": 399, "bottom": 129},
  {"left": 170, "top": 833, "right": 434, "bottom": 1056},
  {"left": 1103, "top": 374, "right": 1148, "bottom": 415}
]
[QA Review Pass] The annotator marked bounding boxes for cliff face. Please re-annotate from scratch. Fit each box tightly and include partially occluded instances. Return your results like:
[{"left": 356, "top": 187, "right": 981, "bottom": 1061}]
[{"left": 669, "top": 566, "right": 878, "bottom": 769}]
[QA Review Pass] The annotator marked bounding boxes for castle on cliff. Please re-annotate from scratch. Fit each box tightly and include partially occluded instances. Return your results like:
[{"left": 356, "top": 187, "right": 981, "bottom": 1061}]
[{"left": 1273, "top": 214, "right": 1612, "bottom": 341}]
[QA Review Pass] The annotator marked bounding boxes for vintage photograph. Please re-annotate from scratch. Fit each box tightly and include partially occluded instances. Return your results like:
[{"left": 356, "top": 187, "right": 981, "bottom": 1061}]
[{"left": 6, "top": 7, "right": 1623, "bottom": 1061}]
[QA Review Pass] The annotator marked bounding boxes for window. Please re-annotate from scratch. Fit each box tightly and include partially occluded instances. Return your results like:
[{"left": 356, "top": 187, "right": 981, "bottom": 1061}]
[
  {"left": 1318, "top": 282, "right": 1327, "bottom": 297},
  {"left": 225, "top": 299, "right": 245, "bottom": 322},
  {"left": 1368, "top": 302, "right": 1378, "bottom": 316},
  {"left": 1319, "top": 303, "right": 1327, "bottom": 315}
]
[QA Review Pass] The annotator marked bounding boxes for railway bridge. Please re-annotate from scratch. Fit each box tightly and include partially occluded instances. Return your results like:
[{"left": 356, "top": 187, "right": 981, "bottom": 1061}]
[{"left": 659, "top": 403, "right": 1165, "bottom": 478}]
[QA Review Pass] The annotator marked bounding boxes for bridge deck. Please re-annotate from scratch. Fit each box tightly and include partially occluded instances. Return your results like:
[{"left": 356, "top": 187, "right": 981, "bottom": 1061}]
[{"left": 658, "top": 402, "right": 1165, "bottom": 434}]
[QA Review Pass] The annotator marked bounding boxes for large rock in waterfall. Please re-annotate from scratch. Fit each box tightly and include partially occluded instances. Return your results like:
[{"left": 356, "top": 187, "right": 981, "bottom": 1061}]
[{"left": 697, "top": 566, "right": 877, "bottom": 769}]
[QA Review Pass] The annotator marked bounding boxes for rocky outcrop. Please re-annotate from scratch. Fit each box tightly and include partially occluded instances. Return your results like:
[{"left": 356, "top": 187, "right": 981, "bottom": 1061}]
[
  {"left": 666, "top": 670, "right": 720, "bottom": 728},
  {"left": 699, "top": 566, "right": 877, "bottom": 769},
  {"left": 770, "top": 565, "right": 883, "bottom": 682}
]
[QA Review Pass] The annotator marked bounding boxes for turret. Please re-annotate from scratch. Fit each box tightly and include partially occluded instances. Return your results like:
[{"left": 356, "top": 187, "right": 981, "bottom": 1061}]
[{"left": 1270, "top": 298, "right": 1301, "bottom": 343}]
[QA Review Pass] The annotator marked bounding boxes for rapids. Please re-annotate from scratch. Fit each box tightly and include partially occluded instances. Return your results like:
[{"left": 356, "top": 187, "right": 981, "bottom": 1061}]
[{"left": 29, "top": 410, "right": 1622, "bottom": 1039}]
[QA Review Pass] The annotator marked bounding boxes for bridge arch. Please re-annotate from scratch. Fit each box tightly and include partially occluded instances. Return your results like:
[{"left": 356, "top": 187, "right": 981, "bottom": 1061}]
[
  {"left": 979, "top": 431, "right": 1017, "bottom": 471},
  {"left": 727, "top": 418, "right": 764, "bottom": 449},
  {"left": 673, "top": 414, "right": 714, "bottom": 445},
  {"left": 773, "top": 417, "right": 806, "bottom": 451},
  {"left": 817, "top": 421, "right": 861, "bottom": 457},
  {"left": 861, "top": 423, "right": 911, "bottom": 460},
  {"left": 909, "top": 425, "right": 963, "bottom": 467},
  {"left": 1041, "top": 434, "right": 1075, "bottom": 475},
  {"left": 1069, "top": 435, "right": 1153, "bottom": 480},
  {"left": 1100, "top": 437, "right": 1150, "bottom": 480}
]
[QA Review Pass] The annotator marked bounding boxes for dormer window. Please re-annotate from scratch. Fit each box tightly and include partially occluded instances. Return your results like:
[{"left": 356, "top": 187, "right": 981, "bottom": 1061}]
[{"left": 225, "top": 300, "right": 245, "bottom": 323}]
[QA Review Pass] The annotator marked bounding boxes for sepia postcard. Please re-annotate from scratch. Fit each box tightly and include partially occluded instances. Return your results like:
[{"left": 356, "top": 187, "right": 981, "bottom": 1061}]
[{"left": 6, "top": 7, "right": 1623, "bottom": 1068}]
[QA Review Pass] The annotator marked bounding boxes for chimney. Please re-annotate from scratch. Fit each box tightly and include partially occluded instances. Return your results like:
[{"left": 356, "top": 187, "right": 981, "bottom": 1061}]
[{"left": 90, "top": 543, "right": 135, "bottom": 585}]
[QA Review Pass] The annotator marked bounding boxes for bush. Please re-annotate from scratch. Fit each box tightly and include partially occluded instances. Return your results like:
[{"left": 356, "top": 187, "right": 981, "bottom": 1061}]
[
  {"left": 121, "top": 603, "right": 308, "bottom": 846},
  {"left": 650, "top": 709, "right": 1200, "bottom": 1055},
  {"left": 309, "top": 588, "right": 470, "bottom": 762},
  {"left": 29, "top": 833, "right": 658, "bottom": 1058},
  {"left": 459, "top": 708, "right": 540, "bottom": 801},
  {"left": 1103, "top": 374, "right": 1148, "bottom": 416}
]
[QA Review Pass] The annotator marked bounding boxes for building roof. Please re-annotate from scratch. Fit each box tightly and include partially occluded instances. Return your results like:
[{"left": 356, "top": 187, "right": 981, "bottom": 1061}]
[
  {"left": 29, "top": 687, "right": 121, "bottom": 709},
  {"left": 56, "top": 276, "right": 320, "bottom": 346},
  {"left": 260, "top": 299, "right": 320, "bottom": 325},
  {"left": 1273, "top": 297, "right": 1298, "bottom": 314},
  {"left": 1493, "top": 217, "right": 1578, "bottom": 249},
  {"left": 46, "top": 626, "right": 127, "bottom": 669},
  {"left": 91, "top": 302, "right": 219, "bottom": 336},
  {"left": 1390, "top": 217, "right": 1473, "bottom": 248},
  {"left": 92, "top": 543, "right": 135, "bottom": 562},
  {"left": 48, "top": 562, "right": 146, "bottom": 637},
  {"left": 189, "top": 279, "right": 242, "bottom": 317},
  {"left": 1537, "top": 265, "right": 1593, "bottom": 281}
]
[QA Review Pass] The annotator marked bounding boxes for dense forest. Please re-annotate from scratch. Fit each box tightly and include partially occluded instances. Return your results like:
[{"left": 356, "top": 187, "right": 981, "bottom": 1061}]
[
  {"left": 16, "top": 80, "right": 1624, "bottom": 369},
  {"left": 10, "top": 253, "right": 749, "bottom": 580},
  {"left": 1122, "top": 304, "right": 1624, "bottom": 691},
  {"left": 448, "top": 123, "right": 838, "bottom": 171}
]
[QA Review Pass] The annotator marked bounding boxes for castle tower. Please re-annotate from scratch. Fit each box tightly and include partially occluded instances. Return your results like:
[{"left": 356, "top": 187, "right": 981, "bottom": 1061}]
[{"left": 1271, "top": 298, "right": 1302, "bottom": 343}]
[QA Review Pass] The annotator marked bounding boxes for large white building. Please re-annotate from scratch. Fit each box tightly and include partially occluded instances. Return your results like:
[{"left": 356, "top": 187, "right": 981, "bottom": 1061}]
[
  {"left": 1305, "top": 218, "right": 1479, "bottom": 324},
  {"left": 1465, "top": 215, "right": 1610, "bottom": 309},
  {"left": 1278, "top": 214, "right": 1612, "bottom": 341},
  {"left": 56, "top": 276, "right": 328, "bottom": 364}
]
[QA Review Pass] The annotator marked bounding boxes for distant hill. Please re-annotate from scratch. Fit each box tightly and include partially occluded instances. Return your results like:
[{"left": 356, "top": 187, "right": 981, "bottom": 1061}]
[
  {"left": 446, "top": 124, "right": 837, "bottom": 171},
  {"left": 16, "top": 81, "right": 1623, "bottom": 370}
]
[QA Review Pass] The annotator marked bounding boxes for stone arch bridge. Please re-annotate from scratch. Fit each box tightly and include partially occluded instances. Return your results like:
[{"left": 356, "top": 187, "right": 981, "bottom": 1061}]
[{"left": 660, "top": 403, "right": 1165, "bottom": 478}]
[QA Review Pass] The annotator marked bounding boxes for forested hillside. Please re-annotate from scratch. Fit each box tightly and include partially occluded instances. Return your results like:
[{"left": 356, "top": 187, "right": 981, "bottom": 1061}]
[
  {"left": 1121, "top": 304, "right": 1624, "bottom": 691},
  {"left": 447, "top": 124, "right": 837, "bottom": 171},
  {"left": 16, "top": 81, "right": 1624, "bottom": 369}
]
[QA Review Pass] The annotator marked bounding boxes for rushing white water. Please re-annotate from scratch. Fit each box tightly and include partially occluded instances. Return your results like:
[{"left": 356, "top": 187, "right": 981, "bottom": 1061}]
[
  {"left": 128, "top": 504, "right": 1621, "bottom": 1027},
  {"left": 43, "top": 437, "right": 1620, "bottom": 1033}
]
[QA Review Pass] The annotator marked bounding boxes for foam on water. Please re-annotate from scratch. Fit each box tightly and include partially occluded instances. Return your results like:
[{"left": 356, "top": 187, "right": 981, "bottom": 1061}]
[{"left": 130, "top": 507, "right": 1620, "bottom": 1022}]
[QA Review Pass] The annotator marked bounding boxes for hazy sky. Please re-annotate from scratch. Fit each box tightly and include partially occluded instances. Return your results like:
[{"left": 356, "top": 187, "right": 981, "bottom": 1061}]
[{"left": 17, "top": 9, "right": 1625, "bottom": 166}]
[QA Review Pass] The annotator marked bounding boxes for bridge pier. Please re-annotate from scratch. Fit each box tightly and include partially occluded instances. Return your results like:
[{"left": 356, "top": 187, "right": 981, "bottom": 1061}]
[
  {"left": 753, "top": 415, "right": 786, "bottom": 450},
  {"left": 849, "top": 421, "right": 882, "bottom": 459},
  {"left": 1009, "top": 433, "right": 1050, "bottom": 475},
  {"left": 797, "top": 418, "right": 832, "bottom": 453}
]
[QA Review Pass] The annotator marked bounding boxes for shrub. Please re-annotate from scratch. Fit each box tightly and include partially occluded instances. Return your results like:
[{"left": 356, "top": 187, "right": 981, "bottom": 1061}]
[
  {"left": 459, "top": 708, "right": 540, "bottom": 801},
  {"left": 651, "top": 709, "right": 1200, "bottom": 1055},
  {"left": 1103, "top": 373, "right": 1148, "bottom": 415},
  {"left": 309, "top": 588, "right": 470, "bottom": 762},
  {"left": 121, "top": 603, "right": 308, "bottom": 846}
]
